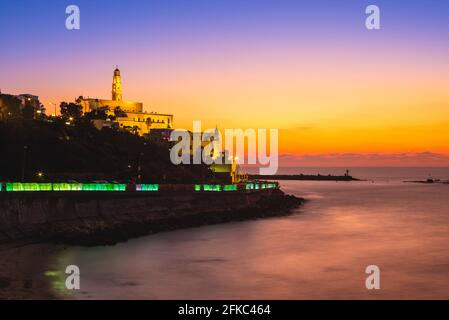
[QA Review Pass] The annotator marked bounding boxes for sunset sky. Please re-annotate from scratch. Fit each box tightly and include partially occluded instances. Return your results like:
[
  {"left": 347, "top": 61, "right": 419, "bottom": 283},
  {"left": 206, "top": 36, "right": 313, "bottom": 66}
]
[{"left": 1, "top": 0, "right": 449, "bottom": 166}]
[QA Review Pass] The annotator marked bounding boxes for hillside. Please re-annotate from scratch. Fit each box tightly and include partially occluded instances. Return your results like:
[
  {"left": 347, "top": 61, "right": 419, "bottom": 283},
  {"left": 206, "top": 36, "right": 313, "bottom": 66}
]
[{"left": 0, "top": 119, "right": 212, "bottom": 183}]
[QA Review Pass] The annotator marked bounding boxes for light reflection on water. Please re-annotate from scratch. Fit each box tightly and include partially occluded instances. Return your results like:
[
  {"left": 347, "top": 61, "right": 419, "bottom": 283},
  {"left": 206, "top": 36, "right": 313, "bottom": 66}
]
[{"left": 53, "top": 180, "right": 449, "bottom": 299}]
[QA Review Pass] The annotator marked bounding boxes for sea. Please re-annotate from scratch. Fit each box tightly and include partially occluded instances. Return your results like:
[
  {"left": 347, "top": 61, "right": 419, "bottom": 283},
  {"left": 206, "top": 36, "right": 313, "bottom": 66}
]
[{"left": 51, "top": 167, "right": 449, "bottom": 299}]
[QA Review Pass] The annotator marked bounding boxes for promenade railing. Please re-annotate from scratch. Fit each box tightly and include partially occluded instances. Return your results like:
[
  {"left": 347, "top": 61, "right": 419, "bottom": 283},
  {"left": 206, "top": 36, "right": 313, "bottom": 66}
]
[{"left": 0, "top": 181, "right": 279, "bottom": 193}]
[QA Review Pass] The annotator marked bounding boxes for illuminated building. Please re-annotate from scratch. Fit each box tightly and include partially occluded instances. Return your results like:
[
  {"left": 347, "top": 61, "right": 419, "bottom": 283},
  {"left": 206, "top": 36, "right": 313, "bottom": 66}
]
[
  {"left": 78, "top": 67, "right": 173, "bottom": 136},
  {"left": 0, "top": 92, "right": 40, "bottom": 110},
  {"left": 0, "top": 91, "right": 41, "bottom": 119},
  {"left": 112, "top": 68, "right": 122, "bottom": 101},
  {"left": 15, "top": 94, "right": 40, "bottom": 109}
]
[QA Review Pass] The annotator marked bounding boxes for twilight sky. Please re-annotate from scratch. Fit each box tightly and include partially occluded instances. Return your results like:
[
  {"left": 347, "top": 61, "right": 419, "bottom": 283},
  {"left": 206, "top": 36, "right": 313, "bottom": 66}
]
[{"left": 1, "top": 0, "right": 449, "bottom": 166}]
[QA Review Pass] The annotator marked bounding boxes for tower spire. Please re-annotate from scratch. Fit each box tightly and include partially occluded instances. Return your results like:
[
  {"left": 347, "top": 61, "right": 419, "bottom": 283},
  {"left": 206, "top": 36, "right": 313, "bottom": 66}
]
[{"left": 112, "top": 67, "right": 122, "bottom": 101}]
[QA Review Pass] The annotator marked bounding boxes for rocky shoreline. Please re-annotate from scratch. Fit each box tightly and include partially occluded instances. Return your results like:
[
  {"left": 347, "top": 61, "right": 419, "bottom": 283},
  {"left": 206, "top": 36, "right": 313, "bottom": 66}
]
[
  {"left": 51, "top": 189, "right": 304, "bottom": 246},
  {"left": 0, "top": 187, "right": 304, "bottom": 246},
  {"left": 0, "top": 189, "right": 303, "bottom": 299}
]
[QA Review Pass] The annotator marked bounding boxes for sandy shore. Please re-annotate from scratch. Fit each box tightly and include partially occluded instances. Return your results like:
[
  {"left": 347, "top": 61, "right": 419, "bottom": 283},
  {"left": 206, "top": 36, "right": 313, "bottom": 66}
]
[{"left": 0, "top": 241, "right": 61, "bottom": 299}]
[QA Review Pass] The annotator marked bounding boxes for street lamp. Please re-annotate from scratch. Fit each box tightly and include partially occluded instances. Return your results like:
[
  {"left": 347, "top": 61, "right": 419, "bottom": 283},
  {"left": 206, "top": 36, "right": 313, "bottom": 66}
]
[{"left": 49, "top": 102, "right": 56, "bottom": 117}]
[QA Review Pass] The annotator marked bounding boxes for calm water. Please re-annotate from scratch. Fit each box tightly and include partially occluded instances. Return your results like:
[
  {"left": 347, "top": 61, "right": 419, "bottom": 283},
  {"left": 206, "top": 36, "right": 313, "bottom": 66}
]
[
  {"left": 245, "top": 166, "right": 449, "bottom": 181},
  {"left": 53, "top": 173, "right": 449, "bottom": 299}
]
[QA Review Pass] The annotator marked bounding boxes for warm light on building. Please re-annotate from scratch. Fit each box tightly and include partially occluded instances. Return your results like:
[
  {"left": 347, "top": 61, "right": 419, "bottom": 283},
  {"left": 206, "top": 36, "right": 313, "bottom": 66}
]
[{"left": 78, "top": 67, "right": 173, "bottom": 136}]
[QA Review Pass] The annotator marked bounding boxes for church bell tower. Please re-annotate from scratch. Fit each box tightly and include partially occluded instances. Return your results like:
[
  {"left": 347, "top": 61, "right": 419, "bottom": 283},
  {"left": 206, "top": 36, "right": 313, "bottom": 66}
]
[{"left": 112, "top": 67, "right": 122, "bottom": 101}]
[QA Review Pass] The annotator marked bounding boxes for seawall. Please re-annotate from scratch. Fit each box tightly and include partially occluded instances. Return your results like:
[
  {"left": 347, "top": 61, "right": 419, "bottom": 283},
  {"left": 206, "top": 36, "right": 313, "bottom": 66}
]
[{"left": 0, "top": 188, "right": 303, "bottom": 245}]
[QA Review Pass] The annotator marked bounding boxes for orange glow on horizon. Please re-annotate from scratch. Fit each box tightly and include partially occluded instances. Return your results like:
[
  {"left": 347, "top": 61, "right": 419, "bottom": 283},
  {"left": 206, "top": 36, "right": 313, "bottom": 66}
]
[{"left": 4, "top": 38, "right": 449, "bottom": 166}]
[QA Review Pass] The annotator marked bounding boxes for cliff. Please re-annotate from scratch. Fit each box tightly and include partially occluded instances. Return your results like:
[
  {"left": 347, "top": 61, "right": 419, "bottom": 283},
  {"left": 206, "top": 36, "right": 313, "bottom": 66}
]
[
  {"left": 0, "top": 119, "right": 214, "bottom": 183},
  {"left": 0, "top": 188, "right": 303, "bottom": 246}
]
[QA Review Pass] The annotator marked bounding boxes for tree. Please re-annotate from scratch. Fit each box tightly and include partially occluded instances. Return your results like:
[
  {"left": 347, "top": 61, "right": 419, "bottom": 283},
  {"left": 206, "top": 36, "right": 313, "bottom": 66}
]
[
  {"left": 0, "top": 94, "right": 21, "bottom": 119},
  {"left": 131, "top": 126, "right": 140, "bottom": 135},
  {"left": 114, "top": 106, "right": 127, "bottom": 118},
  {"left": 35, "top": 103, "right": 47, "bottom": 120},
  {"left": 60, "top": 102, "right": 83, "bottom": 120},
  {"left": 22, "top": 104, "right": 35, "bottom": 120},
  {"left": 83, "top": 106, "right": 108, "bottom": 120}
]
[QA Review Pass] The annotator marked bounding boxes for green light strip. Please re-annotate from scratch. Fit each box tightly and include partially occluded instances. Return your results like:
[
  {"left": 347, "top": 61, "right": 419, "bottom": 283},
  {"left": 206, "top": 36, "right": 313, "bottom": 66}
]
[
  {"left": 52, "top": 183, "right": 83, "bottom": 191},
  {"left": 223, "top": 184, "right": 237, "bottom": 191},
  {"left": 4, "top": 183, "right": 126, "bottom": 192},
  {"left": 82, "top": 184, "right": 126, "bottom": 191},
  {"left": 1, "top": 182, "right": 277, "bottom": 192},
  {"left": 203, "top": 184, "right": 222, "bottom": 192},
  {"left": 136, "top": 184, "right": 159, "bottom": 191},
  {"left": 5, "top": 183, "right": 52, "bottom": 192}
]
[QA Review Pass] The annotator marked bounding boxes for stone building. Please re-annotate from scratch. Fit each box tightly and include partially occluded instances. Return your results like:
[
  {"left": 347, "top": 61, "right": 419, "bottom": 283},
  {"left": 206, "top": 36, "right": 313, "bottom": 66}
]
[{"left": 78, "top": 68, "right": 173, "bottom": 136}]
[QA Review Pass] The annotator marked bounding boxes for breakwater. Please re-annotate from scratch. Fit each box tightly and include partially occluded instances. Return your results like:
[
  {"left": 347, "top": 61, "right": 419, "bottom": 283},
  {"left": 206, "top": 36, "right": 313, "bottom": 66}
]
[
  {"left": 0, "top": 183, "right": 303, "bottom": 245},
  {"left": 248, "top": 174, "right": 359, "bottom": 181}
]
